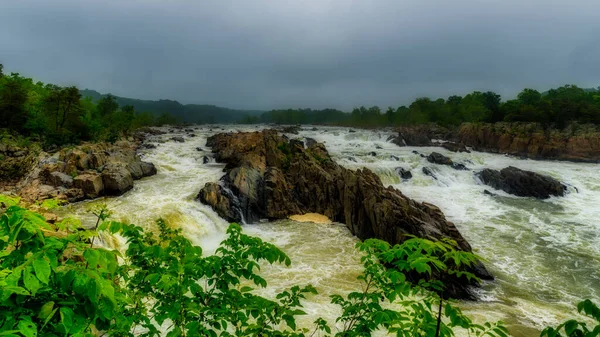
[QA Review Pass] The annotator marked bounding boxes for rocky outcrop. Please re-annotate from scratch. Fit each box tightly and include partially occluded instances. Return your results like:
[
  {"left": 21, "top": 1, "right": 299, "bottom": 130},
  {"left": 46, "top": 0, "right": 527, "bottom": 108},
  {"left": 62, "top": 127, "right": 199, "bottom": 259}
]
[
  {"left": 427, "top": 152, "right": 453, "bottom": 166},
  {"left": 0, "top": 141, "right": 37, "bottom": 182},
  {"left": 476, "top": 166, "right": 566, "bottom": 199},
  {"left": 440, "top": 142, "right": 470, "bottom": 153},
  {"left": 457, "top": 123, "right": 600, "bottom": 162},
  {"left": 395, "top": 167, "right": 412, "bottom": 180},
  {"left": 12, "top": 141, "right": 157, "bottom": 203},
  {"left": 198, "top": 130, "right": 491, "bottom": 298}
]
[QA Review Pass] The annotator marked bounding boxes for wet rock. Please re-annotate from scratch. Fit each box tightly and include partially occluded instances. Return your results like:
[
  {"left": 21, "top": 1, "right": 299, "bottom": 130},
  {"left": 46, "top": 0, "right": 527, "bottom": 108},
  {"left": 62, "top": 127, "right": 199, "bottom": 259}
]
[
  {"left": 368, "top": 151, "right": 377, "bottom": 156},
  {"left": 395, "top": 167, "right": 412, "bottom": 180},
  {"left": 387, "top": 135, "right": 405, "bottom": 147},
  {"left": 311, "top": 127, "right": 318, "bottom": 131},
  {"left": 347, "top": 157, "right": 358, "bottom": 162},
  {"left": 441, "top": 142, "right": 470, "bottom": 153},
  {"left": 202, "top": 156, "right": 211, "bottom": 164},
  {"left": 74, "top": 173, "right": 104, "bottom": 198},
  {"left": 427, "top": 152, "right": 453, "bottom": 166},
  {"left": 196, "top": 147, "right": 203, "bottom": 152},
  {"left": 101, "top": 164, "right": 134, "bottom": 195},
  {"left": 128, "top": 161, "right": 157, "bottom": 179},
  {"left": 397, "top": 127, "right": 433, "bottom": 146},
  {"left": 390, "top": 155, "right": 400, "bottom": 161},
  {"left": 185, "top": 128, "right": 194, "bottom": 133},
  {"left": 422, "top": 167, "right": 436, "bottom": 179},
  {"left": 198, "top": 130, "right": 490, "bottom": 298},
  {"left": 171, "top": 136, "right": 185, "bottom": 143},
  {"left": 349, "top": 129, "right": 356, "bottom": 133},
  {"left": 139, "top": 143, "right": 157, "bottom": 150},
  {"left": 188, "top": 134, "right": 196, "bottom": 137},
  {"left": 305, "top": 137, "right": 318, "bottom": 148},
  {"left": 412, "top": 150, "right": 419, "bottom": 154},
  {"left": 476, "top": 166, "right": 566, "bottom": 199},
  {"left": 483, "top": 190, "right": 497, "bottom": 196},
  {"left": 281, "top": 126, "right": 300, "bottom": 134},
  {"left": 451, "top": 163, "right": 469, "bottom": 171},
  {"left": 376, "top": 145, "right": 383, "bottom": 149}
]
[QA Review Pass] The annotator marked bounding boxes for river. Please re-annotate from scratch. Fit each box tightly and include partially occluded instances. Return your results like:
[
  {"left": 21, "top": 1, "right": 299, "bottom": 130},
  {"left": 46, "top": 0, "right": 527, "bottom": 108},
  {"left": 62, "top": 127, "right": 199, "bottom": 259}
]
[{"left": 60, "top": 125, "right": 600, "bottom": 336}]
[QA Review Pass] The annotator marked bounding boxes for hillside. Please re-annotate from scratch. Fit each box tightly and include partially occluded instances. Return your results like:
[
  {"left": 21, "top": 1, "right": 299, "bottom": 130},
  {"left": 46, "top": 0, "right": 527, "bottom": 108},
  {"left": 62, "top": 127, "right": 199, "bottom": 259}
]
[{"left": 80, "top": 89, "right": 264, "bottom": 124}]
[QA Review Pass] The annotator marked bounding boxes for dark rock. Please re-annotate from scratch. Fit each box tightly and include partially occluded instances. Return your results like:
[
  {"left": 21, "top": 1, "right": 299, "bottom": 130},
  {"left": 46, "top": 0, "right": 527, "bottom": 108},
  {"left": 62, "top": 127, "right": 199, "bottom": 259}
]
[
  {"left": 390, "top": 155, "right": 400, "bottom": 161},
  {"left": 376, "top": 145, "right": 383, "bottom": 149},
  {"left": 427, "top": 152, "right": 453, "bottom": 166},
  {"left": 202, "top": 156, "right": 211, "bottom": 164},
  {"left": 347, "top": 157, "right": 358, "bottom": 162},
  {"left": 395, "top": 167, "right": 412, "bottom": 180},
  {"left": 349, "top": 129, "right": 356, "bottom": 133},
  {"left": 185, "top": 128, "right": 194, "bottom": 133},
  {"left": 420, "top": 154, "right": 426, "bottom": 158},
  {"left": 305, "top": 137, "right": 318, "bottom": 148},
  {"left": 412, "top": 150, "right": 419, "bottom": 154},
  {"left": 422, "top": 167, "right": 436, "bottom": 179},
  {"left": 171, "top": 136, "right": 185, "bottom": 143},
  {"left": 196, "top": 147, "right": 203, "bottom": 152},
  {"left": 483, "top": 190, "right": 497, "bottom": 196},
  {"left": 311, "top": 127, "right": 318, "bottom": 131},
  {"left": 441, "top": 142, "right": 470, "bottom": 153},
  {"left": 368, "top": 151, "right": 377, "bottom": 156},
  {"left": 197, "top": 130, "right": 489, "bottom": 298},
  {"left": 451, "top": 163, "right": 469, "bottom": 171},
  {"left": 387, "top": 135, "right": 405, "bottom": 147},
  {"left": 281, "top": 126, "right": 301, "bottom": 134},
  {"left": 139, "top": 143, "right": 157, "bottom": 150},
  {"left": 188, "top": 134, "right": 196, "bottom": 138},
  {"left": 476, "top": 166, "right": 566, "bottom": 199}
]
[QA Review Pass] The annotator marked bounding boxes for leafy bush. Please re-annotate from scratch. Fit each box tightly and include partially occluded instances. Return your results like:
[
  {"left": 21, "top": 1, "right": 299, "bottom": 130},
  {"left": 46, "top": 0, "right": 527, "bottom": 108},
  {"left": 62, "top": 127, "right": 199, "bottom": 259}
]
[{"left": 0, "top": 197, "right": 592, "bottom": 337}]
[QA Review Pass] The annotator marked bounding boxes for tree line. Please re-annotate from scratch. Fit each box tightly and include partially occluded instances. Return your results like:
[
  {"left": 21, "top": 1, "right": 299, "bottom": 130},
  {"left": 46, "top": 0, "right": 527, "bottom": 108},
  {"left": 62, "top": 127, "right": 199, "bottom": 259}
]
[
  {"left": 246, "top": 86, "right": 600, "bottom": 128},
  {"left": 0, "top": 64, "right": 177, "bottom": 147}
]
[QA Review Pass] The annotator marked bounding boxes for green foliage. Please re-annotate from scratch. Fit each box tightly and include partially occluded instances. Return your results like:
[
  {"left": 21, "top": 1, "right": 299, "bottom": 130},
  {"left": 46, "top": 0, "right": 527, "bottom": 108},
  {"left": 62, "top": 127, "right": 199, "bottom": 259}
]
[
  {"left": 0, "top": 198, "right": 595, "bottom": 337},
  {"left": 541, "top": 299, "right": 600, "bottom": 337},
  {"left": 0, "top": 65, "right": 178, "bottom": 147}
]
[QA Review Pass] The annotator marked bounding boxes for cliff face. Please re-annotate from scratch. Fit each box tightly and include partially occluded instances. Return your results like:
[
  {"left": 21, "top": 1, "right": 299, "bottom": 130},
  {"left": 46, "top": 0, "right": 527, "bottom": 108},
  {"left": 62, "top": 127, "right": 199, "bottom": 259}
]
[
  {"left": 456, "top": 123, "right": 600, "bottom": 162},
  {"left": 198, "top": 130, "right": 492, "bottom": 298}
]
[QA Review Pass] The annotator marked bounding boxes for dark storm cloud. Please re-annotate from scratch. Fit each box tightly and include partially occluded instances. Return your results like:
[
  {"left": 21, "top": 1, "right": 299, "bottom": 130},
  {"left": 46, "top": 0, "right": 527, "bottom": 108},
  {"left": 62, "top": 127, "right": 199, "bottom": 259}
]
[{"left": 1, "top": 0, "right": 599, "bottom": 110}]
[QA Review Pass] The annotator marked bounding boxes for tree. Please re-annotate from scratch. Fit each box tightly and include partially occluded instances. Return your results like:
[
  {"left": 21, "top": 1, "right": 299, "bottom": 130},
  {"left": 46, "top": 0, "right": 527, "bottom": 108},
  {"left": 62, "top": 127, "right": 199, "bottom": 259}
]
[
  {"left": 42, "top": 86, "right": 84, "bottom": 142},
  {"left": 96, "top": 94, "right": 119, "bottom": 118},
  {"left": 0, "top": 63, "right": 4, "bottom": 78},
  {"left": 0, "top": 74, "right": 29, "bottom": 131}
]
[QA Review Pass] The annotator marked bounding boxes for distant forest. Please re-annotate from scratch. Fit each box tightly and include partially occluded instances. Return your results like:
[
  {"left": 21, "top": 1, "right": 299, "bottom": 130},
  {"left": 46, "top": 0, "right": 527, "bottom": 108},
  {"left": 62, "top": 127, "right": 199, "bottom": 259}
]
[{"left": 250, "top": 86, "right": 600, "bottom": 128}]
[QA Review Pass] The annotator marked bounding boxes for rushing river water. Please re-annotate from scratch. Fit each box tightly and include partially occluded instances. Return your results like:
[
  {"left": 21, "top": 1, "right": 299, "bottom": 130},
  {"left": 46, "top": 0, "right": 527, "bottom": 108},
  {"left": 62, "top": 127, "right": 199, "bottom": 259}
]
[{"left": 60, "top": 125, "right": 600, "bottom": 336}]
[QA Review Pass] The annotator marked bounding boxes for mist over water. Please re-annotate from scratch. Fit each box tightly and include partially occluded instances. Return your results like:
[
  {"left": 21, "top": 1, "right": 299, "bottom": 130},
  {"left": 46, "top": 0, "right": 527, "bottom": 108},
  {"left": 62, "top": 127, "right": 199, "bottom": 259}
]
[{"left": 62, "top": 125, "right": 600, "bottom": 336}]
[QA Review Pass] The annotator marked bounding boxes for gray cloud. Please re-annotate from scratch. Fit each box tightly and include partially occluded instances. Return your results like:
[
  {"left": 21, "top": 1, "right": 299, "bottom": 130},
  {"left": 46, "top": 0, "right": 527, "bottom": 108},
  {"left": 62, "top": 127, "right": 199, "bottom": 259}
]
[{"left": 1, "top": 0, "right": 599, "bottom": 110}]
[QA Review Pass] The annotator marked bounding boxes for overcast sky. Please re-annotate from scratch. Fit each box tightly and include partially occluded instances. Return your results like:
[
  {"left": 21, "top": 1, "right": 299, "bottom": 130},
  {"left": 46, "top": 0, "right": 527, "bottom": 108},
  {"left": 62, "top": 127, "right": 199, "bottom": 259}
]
[{"left": 1, "top": 0, "right": 599, "bottom": 110}]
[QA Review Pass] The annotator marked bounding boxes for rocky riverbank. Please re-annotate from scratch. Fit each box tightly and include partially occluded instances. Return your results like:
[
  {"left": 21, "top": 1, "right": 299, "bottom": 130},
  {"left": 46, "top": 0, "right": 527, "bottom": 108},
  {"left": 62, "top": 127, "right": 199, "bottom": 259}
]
[
  {"left": 198, "top": 129, "right": 492, "bottom": 298},
  {"left": 0, "top": 134, "right": 158, "bottom": 204},
  {"left": 388, "top": 122, "right": 600, "bottom": 162}
]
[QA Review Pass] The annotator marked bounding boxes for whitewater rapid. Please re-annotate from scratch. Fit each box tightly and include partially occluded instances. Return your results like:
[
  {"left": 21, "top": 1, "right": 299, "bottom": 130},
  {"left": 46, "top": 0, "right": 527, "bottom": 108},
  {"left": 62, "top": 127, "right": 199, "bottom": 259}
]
[{"left": 61, "top": 125, "right": 600, "bottom": 336}]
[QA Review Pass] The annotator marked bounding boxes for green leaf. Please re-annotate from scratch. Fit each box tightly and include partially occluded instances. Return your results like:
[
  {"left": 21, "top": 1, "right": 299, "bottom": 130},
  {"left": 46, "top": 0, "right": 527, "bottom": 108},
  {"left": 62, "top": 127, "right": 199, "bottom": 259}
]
[
  {"left": 22, "top": 267, "right": 41, "bottom": 295},
  {"left": 33, "top": 257, "right": 51, "bottom": 284},
  {"left": 37, "top": 301, "right": 55, "bottom": 320},
  {"left": 17, "top": 318, "right": 37, "bottom": 337},
  {"left": 60, "top": 307, "right": 74, "bottom": 334},
  {"left": 83, "top": 249, "right": 100, "bottom": 269}
]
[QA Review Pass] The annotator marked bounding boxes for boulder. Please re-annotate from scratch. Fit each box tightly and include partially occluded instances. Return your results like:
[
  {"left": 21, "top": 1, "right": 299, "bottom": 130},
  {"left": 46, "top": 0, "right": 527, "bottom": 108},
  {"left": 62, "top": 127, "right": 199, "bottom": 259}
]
[
  {"left": 281, "top": 126, "right": 300, "bottom": 134},
  {"left": 171, "top": 136, "right": 185, "bottom": 143},
  {"left": 441, "top": 142, "right": 470, "bottom": 153},
  {"left": 102, "top": 164, "right": 134, "bottom": 195},
  {"left": 387, "top": 135, "right": 405, "bottom": 147},
  {"left": 128, "top": 161, "right": 157, "bottom": 179},
  {"left": 196, "top": 147, "right": 203, "bottom": 152},
  {"left": 427, "top": 152, "right": 453, "bottom": 166},
  {"left": 197, "top": 130, "right": 491, "bottom": 298},
  {"left": 390, "top": 155, "right": 400, "bottom": 161},
  {"left": 422, "top": 167, "right": 436, "bottom": 179},
  {"left": 74, "top": 173, "right": 104, "bottom": 198},
  {"left": 395, "top": 167, "right": 412, "bottom": 180},
  {"left": 476, "top": 166, "right": 566, "bottom": 199},
  {"left": 305, "top": 137, "right": 318, "bottom": 148},
  {"left": 202, "top": 156, "right": 211, "bottom": 164},
  {"left": 49, "top": 172, "right": 74, "bottom": 188},
  {"left": 368, "top": 151, "right": 377, "bottom": 156},
  {"left": 451, "top": 163, "right": 469, "bottom": 171}
]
